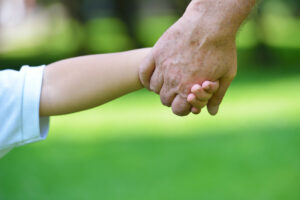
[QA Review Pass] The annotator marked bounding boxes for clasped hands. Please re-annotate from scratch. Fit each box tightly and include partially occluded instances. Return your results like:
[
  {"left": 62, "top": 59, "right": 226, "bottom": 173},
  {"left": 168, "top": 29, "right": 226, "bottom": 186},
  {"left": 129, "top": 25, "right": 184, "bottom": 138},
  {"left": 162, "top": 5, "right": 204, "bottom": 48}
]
[{"left": 139, "top": 2, "right": 238, "bottom": 116}]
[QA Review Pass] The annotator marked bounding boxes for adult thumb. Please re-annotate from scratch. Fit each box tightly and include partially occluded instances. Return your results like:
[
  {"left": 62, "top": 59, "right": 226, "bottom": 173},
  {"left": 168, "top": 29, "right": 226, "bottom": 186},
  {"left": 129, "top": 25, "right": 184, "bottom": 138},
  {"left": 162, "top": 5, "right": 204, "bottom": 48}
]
[{"left": 207, "top": 77, "right": 233, "bottom": 116}]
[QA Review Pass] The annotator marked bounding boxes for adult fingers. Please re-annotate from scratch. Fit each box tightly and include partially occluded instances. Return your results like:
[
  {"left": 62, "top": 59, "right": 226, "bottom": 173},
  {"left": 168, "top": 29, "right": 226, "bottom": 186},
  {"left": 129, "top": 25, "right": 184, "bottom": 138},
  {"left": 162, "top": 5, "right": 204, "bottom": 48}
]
[
  {"left": 139, "top": 51, "right": 156, "bottom": 90},
  {"left": 207, "top": 77, "right": 233, "bottom": 116},
  {"left": 191, "top": 107, "right": 201, "bottom": 115},
  {"left": 150, "top": 68, "right": 164, "bottom": 94},
  {"left": 171, "top": 94, "right": 191, "bottom": 116},
  {"left": 160, "top": 85, "right": 177, "bottom": 107}
]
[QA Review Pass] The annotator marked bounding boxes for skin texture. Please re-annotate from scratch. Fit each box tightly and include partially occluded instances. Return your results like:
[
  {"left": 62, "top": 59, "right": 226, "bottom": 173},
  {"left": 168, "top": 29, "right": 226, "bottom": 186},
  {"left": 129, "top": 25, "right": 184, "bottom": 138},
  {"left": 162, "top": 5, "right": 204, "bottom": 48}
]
[
  {"left": 40, "top": 48, "right": 218, "bottom": 117},
  {"left": 40, "top": 49, "right": 150, "bottom": 116},
  {"left": 188, "top": 81, "right": 220, "bottom": 114},
  {"left": 140, "top": 0, "right": 256, "bottom": 116}
]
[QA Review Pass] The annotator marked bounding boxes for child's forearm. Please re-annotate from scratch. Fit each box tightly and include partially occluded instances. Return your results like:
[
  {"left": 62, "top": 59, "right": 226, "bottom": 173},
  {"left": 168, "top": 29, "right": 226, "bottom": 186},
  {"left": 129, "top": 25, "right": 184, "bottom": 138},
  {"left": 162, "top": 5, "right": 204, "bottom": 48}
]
[{"left": 40, "top": 48, "right": 151, "bottom": 116}]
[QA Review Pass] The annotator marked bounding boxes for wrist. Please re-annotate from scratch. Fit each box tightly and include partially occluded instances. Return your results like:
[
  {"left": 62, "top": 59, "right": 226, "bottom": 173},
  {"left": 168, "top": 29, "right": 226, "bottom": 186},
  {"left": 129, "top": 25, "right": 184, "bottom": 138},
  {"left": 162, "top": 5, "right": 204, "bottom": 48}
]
[{"left": 184, "top": 0, "right": 256, "bottom": 39}]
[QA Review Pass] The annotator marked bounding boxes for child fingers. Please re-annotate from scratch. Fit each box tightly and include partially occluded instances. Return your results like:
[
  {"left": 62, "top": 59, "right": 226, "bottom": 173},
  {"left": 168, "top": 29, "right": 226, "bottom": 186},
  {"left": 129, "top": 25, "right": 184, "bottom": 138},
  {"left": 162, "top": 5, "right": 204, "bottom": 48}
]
[
  {"left": 193, "top": 100, "right": 208, "bottom": 110},
  {"left": 188, "top": 81, "right": 220, "bottom": 115},
  {"left": 202, "top": 80, "right": 220, "bottom": 94},
  {"left": 191, "top": 85, "right": 212, "bottom": 101},
  {"left": 191, "top": 107, "right": 201, "bottom": 115},
  {"left": 187, "top": 94, "right": 208, "bottom": 110},
  {"left": 187, "top": 93, "right": 197, "bottom": 103}
]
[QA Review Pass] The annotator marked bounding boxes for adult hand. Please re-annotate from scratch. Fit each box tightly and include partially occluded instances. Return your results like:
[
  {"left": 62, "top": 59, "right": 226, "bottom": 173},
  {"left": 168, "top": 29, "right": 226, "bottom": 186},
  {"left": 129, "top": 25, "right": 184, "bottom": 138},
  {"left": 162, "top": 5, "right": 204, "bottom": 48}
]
[{"left": 140, "top": 3, "right": 238, "bottom": 116}]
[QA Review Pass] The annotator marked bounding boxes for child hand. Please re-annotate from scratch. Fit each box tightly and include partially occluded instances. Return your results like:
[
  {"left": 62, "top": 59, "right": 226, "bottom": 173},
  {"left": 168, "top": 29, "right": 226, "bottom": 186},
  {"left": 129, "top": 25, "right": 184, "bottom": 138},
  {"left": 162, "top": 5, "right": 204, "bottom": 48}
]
[{"left": 187, "top": 81, "right": 220, "bottom": 115}]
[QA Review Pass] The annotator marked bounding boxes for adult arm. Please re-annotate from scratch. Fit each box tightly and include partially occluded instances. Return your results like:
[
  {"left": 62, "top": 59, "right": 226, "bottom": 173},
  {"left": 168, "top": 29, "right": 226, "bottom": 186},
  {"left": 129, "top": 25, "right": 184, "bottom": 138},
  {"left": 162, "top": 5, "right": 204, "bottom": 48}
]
[
  {"left": 40, "top": 48, "right": 150, "bottom": 116},
  {"left": 140, "top": 0, "right": 256, "bottom": 116}
]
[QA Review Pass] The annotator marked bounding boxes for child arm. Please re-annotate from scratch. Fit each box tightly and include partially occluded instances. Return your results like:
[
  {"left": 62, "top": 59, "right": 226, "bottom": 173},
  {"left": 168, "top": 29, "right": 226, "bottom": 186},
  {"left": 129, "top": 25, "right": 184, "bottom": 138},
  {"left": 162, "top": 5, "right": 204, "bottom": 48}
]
[{"left": 40, "top": 48, "right": 151, "bottom": 116}]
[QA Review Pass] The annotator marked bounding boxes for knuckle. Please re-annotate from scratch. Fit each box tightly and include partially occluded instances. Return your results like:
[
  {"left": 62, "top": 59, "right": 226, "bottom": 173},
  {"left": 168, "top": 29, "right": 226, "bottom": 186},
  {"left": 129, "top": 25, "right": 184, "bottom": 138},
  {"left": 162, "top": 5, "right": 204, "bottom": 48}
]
[
  {"left": 199, "top": 101, "right": 208, "bottom": 108},
  {"left": 161, "top": 96, "right": 172, "bottom": 107},
  {"left": 150, "top": 85, "right": 159, "bottom": 94},
  {"left": 227, "top": 71, "right": 237, "bottom": 80},
  {"left": 172, "top": 103, "right": 190, "bottom": 117},
  {"left": 228, "top": 74, "right": 236, "bottom": 81},
  {"left": 149, "top": 84, "right": 156, "bottom": 92},
  {"left": 139, "top": 79, "right": 149, "bottom": 89}
]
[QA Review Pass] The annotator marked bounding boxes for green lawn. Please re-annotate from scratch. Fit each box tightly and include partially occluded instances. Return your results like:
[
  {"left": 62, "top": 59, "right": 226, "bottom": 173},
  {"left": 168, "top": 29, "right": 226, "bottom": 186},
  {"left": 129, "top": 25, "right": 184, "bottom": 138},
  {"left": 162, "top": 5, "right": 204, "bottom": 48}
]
[{"left": 0, "top": 68, "right": 300, "bottom": 200}]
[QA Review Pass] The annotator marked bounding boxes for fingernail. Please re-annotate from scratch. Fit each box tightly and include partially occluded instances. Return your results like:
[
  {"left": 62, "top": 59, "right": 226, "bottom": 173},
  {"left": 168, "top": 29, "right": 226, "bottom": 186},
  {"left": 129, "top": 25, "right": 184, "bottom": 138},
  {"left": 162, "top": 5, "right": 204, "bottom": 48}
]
[
  {"left": 202, "top": 81, "right": 210, "bottom": 88},
  {"left": 196, "top": 84, "right": 202, "bottom": 91},
  {"left": 187, "top": 94, "right": 195, "bottom": 102},
  {"left": 191, "top": 84, "right": 201, "bottom": 93},
  {"left": 192, "top": 107, "right": 200, "bottom": 114},
  {"left": 203, "top": 83, "right": 212, "bottom": 93}
]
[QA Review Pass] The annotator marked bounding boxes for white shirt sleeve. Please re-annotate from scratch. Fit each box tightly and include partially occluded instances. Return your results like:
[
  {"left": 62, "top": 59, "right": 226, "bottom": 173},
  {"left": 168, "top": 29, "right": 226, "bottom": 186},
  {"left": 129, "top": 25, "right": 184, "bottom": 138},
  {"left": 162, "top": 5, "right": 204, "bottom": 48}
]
[{"left": 0, "top": 65, "right": 49, "bottom": 158}]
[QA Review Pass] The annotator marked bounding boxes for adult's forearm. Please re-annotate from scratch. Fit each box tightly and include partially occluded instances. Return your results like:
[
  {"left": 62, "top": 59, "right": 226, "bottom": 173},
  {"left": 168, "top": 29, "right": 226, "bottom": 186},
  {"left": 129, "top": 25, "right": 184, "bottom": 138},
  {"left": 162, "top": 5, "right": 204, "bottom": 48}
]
[
  {"left": 144, "top": 0, "right": 256, "bottom": 116},
  {"left": 184, "top": 0, "right": 256, "bottom": 39},
  {"left": 39, "top": 48, "right": 150, "bottom": 116}
]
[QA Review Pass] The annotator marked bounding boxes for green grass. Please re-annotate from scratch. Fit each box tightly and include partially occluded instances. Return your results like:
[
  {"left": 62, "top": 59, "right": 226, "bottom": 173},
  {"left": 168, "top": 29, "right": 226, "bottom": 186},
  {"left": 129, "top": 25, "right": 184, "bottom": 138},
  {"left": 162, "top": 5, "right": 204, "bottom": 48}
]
[{"left": 0, "top": 68, "right": 300, "bottom": 200}]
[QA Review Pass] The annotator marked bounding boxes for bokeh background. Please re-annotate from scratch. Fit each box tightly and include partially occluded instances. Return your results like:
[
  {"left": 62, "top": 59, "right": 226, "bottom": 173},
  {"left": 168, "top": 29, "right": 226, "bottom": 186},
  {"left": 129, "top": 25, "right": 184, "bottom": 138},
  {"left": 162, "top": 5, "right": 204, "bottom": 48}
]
[{"left": 0, "top": 0, "right": 300, "bottom": 199}]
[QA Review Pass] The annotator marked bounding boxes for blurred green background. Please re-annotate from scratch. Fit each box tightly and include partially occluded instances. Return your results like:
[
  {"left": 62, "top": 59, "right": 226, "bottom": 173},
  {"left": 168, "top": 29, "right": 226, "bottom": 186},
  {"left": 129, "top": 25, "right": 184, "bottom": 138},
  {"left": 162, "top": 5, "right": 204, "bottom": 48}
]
[{"left": 0, "top": 0, "right": 300, "bottom": 199}]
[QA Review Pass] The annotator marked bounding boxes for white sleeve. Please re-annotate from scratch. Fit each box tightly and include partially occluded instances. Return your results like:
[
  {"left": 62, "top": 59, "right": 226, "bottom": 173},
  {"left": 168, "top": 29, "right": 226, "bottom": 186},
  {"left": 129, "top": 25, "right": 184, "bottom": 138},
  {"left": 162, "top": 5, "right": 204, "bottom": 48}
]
[{"left": 0, "top": 65, "right": 49, "bottom": 158}]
